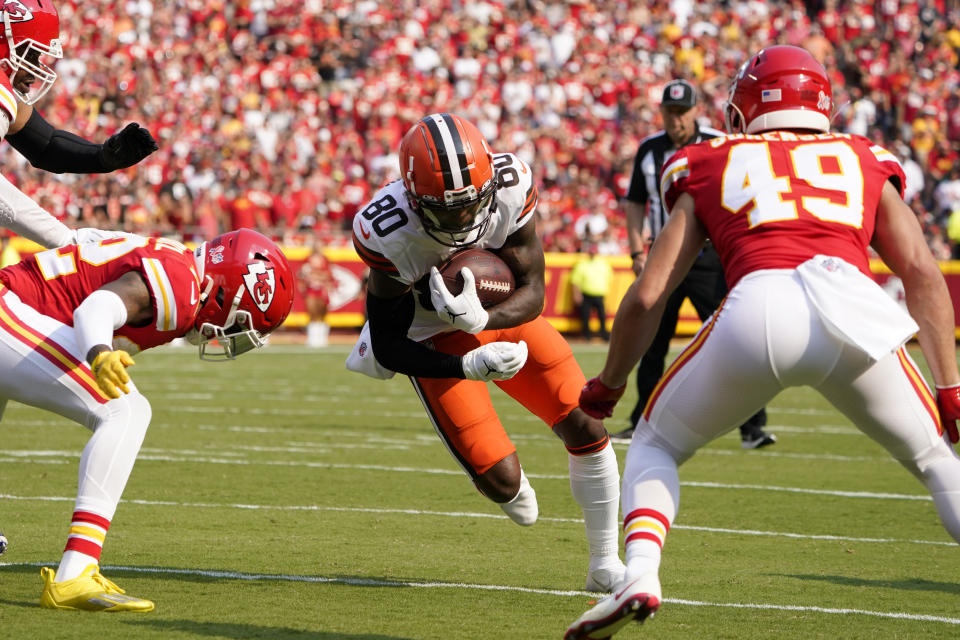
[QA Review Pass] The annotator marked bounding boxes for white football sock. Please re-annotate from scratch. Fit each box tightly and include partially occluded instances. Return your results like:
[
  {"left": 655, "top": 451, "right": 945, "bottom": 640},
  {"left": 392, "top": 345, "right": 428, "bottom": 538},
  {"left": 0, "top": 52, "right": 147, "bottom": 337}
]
[
  {"left": 499, "top": 469, "right": 538, "bottom": 526},
  {"left": 621, "top": 440, "right": 680, "bottom": 579},
  {"left": 568, "top": 441, "right": 620, "bottom": 558},
  {"left": 55, "top": 550, "right": 99, "bottom": 582}
]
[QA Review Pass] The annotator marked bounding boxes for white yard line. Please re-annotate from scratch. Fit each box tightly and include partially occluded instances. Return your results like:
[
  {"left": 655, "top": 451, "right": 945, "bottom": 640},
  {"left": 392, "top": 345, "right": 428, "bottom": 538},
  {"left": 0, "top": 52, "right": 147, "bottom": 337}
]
[
  {"left": 0, "top": 493, "right": 951, "bottom": 546},
  {"left": 1, "top": 560, "right": 957, "bottom": 625}
]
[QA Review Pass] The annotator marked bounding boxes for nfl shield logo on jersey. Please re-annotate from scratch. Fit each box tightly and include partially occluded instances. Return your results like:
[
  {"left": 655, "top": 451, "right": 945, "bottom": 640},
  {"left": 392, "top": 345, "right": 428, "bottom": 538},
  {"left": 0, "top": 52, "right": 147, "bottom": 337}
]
[{"left": 242, "top": 263, "right": 276, "bottom": 313}]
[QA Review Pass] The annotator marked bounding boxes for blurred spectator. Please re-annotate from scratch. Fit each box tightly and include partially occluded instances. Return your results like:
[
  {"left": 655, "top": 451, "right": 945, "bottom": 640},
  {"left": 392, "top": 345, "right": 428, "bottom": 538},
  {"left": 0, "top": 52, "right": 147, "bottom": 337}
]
[{"left": 299, "top": 242, "right": 335, "bottom": 347}]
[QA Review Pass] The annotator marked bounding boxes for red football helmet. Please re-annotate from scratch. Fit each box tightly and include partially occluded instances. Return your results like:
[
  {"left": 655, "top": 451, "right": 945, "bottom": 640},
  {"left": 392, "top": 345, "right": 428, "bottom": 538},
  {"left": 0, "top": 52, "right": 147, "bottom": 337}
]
[
  {"left": 189, "top": 229, "right": 295, "bottom": 360},
  {"left": 723, "top": 45, "right": 832, "bottom": 135},
  {"left": 0, "top": 0, "right": 62, "bottom": 104},
  {"left": 399, "top": 113, "right": 497, "bottom": 247}
]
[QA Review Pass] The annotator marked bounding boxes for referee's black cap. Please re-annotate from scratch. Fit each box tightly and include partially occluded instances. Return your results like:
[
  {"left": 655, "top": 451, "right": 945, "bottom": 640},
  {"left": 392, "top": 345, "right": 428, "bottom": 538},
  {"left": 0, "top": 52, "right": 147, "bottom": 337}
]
[{"left": 661, "top": 79, "right": 697, "bottom": 108}]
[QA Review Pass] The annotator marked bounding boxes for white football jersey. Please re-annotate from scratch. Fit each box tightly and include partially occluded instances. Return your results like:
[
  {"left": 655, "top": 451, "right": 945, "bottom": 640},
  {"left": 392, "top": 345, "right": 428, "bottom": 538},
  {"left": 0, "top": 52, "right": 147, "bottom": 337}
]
[{"left": 353, "top": 152, "right": 537, "bottom": 341}]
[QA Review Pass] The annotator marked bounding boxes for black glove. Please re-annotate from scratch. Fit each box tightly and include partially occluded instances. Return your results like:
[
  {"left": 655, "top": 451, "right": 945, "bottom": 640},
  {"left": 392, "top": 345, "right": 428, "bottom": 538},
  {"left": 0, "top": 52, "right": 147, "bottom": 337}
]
[{"left": 99, "top": 123, "right": 158, "bottom": 171}]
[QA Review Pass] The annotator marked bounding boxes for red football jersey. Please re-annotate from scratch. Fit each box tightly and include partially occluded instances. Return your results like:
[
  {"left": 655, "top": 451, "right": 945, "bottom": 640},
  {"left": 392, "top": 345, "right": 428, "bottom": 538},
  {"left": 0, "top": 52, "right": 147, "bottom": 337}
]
[
  {"left": 661, "top": 132, "right": 906, "bottom": 288},
  {"left": 0, "top": 234, "right": 201, "bottom": 353}
]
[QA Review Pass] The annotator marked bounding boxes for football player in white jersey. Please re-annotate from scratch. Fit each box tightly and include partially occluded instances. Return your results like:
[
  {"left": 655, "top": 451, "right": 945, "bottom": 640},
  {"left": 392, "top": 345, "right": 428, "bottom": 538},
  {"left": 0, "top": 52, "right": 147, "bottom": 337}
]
[
  {"left": 349, "top": 113, "right": 625, "bottom": 592},
  {"left": 566, "top": 45, "right": 960, "bottom": 638}
]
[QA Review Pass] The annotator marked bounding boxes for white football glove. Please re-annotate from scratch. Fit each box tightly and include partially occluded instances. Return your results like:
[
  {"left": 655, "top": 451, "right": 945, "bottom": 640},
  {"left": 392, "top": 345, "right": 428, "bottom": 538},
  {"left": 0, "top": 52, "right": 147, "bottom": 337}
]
[
  {"left": 461, "top": 340, "right": 528, "bottom": 381},
  {"left": 429, "top": 266, "right": 489, "bottom": 334}
]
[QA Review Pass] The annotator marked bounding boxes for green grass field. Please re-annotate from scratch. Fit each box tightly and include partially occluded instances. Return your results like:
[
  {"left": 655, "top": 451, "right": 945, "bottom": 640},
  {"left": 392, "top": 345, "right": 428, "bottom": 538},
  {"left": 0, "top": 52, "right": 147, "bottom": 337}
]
[{"left": 1, "top": 342, "right": 958, "bottom": 639}]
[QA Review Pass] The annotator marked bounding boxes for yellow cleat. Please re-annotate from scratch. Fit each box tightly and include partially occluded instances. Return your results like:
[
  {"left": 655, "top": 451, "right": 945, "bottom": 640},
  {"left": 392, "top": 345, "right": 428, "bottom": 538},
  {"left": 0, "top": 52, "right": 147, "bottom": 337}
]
[{"left": 40, "top": 564, "right": 154, "bottom": 612}]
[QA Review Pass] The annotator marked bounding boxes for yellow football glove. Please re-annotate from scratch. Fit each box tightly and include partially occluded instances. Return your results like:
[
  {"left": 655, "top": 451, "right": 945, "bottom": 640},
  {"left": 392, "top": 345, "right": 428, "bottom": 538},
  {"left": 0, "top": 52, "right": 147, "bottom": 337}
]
[{"left": 90, "top": 350, "right": 135, "bottom": 399}]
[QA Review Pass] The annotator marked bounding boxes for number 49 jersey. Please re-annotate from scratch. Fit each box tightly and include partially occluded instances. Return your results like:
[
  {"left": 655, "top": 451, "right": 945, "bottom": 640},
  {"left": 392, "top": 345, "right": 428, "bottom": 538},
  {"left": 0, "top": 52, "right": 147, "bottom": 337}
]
[
  {"left": 661, "top": 132, "right": 906, "bottom": 289},
  {"left": 352, "top": 152, "right": 537, "bottom": 341},
  {"left": 0, "top": 234, "right": 202, "bottom": 354}
]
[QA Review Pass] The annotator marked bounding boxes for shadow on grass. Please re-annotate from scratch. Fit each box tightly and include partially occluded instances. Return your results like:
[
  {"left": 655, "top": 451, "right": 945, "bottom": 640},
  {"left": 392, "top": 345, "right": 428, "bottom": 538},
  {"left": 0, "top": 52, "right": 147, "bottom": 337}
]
[
  {"left": 782, "top": 573, "right": 960, "bottom": 596},
  {"left": 124, "top": 620, "right": 413, "bottom": 640},
  {"left": 0, "top": 596, "right": 38, "bottom": 610},
  {"left": 3, "top": 562, "right": 439, "bottom": 589}
]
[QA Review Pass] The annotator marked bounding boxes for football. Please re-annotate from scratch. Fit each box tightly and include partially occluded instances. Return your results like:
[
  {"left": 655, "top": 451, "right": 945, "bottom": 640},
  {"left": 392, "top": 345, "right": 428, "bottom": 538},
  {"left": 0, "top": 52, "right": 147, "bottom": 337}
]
[{"left": 438, "top": 248, "right": 515, "bottom": 308}]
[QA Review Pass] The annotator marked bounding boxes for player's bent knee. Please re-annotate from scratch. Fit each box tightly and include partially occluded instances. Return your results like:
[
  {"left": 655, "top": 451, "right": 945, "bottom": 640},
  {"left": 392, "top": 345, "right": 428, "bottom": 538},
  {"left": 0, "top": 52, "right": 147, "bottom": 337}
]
[
  {"left": 553, "top": 408, "right": 608, "bottom": 449},
  {"left": 90, "top": 391, "right": 152, "bottom": 436},
  {"left": 476, "top": 454, "right": 522, "bottom": 503},
  {"left": 498, "top": 469, "right": 538, "bottom": 526}
]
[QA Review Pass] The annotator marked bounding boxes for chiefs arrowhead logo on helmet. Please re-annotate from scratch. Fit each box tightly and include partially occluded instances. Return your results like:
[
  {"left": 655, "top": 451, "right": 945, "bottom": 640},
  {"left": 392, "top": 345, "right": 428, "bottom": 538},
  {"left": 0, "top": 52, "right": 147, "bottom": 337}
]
[
  {"left": 242, "top": 262, "right": 276, "bottom": 313},
  {"left": 2, "top": 1, "right": 33, "bottom": 21},
  {"left": 189, "top": 229, "right": 294, "bottom": 360}
]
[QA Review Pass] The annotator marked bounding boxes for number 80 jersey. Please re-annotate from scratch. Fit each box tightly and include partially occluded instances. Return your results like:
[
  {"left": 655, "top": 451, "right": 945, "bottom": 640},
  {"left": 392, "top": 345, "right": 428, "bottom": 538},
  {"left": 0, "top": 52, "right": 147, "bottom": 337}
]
[
  {"left": 0, "top": 233, "right": 202, "bottom": 353},
  {"left": 352, "top": 152, "right": 537, "bottom": 341},
  {"left": 661, "top": 132, "right": 906, "bottom": 289}
]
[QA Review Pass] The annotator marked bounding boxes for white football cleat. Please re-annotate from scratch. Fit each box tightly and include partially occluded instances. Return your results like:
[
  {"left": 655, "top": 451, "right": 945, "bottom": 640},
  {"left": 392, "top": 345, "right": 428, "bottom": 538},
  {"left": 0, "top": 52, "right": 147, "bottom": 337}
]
[
  {"left": 584, "top": 555, "right": 626, "bottom": 592},
  {"left": 565, "top": 572, "right": 661, "bottom": 640}
]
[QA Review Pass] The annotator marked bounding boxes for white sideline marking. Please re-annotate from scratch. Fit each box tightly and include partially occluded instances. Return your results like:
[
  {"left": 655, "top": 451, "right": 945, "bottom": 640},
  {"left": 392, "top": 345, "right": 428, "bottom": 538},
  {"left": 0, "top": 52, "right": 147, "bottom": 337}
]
[
  {"left": 0, "top": 494, "right": 952, "bottom": 547},
  {"left": 1, "top": 561, "right": 958, "bottom": 625}
]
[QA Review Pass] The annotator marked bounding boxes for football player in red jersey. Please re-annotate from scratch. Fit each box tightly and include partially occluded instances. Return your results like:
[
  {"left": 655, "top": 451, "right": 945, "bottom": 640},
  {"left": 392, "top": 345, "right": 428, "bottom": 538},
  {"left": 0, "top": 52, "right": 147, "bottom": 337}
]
[
  {"left": 0, "top": 0, "right": 158, "bottom": 249},
  {"left": 0, "top": 0, "right": 157, "bottom": 565},
  {"left": 0, "top": 229, "right": 293, "bottom": 611},
  {"left": 567, "top": 45, "right": 960, "bottom": 639},
  {"left": 349, "top": 113, "right": 625, "bottom": 593}
]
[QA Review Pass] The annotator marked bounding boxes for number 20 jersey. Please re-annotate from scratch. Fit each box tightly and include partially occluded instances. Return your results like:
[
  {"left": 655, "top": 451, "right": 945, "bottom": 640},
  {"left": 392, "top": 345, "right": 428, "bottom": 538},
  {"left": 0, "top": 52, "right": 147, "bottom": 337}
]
[
  {"left": 661, "top": 132, "right": 906, "bottom": 289},
  {"left": 352, "top": 152, "right": 537, "bottom": 341},
  {"left": 0, "top": 234, "right": 202, "bottom": 353}
]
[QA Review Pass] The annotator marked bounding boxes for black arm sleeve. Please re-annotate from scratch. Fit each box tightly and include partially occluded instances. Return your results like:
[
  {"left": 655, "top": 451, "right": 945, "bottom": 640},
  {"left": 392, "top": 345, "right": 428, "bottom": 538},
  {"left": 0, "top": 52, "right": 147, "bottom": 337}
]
[
  {"left": 6, "top": 109, "right": 108, "bottom": 174},
  {"left": 366, "top": 290, "right": 465, "bottom": 379}
]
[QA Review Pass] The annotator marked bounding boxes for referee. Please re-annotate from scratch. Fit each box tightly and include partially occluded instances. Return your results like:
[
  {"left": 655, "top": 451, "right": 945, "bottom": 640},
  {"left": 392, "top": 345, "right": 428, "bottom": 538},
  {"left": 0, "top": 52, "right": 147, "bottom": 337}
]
[{"left": 613, "top": 79, "right": 775, "bottom": 449}]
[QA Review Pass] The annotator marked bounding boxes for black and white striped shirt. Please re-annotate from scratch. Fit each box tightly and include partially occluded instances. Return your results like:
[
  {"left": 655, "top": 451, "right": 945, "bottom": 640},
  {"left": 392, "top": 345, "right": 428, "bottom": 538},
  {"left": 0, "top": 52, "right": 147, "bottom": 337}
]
[{"left": 625, "top": 125, "right": 724, "bottom": 239}]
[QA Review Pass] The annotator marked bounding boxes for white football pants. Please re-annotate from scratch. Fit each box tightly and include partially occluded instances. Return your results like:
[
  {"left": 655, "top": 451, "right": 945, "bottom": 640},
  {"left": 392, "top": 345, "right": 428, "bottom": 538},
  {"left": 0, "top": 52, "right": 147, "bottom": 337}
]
[
  {"left": 625, "top": 269, "right": 960, "bottom": 543},
  {"left": 0, "top": 288, "right": 151, "bottom": 520}
]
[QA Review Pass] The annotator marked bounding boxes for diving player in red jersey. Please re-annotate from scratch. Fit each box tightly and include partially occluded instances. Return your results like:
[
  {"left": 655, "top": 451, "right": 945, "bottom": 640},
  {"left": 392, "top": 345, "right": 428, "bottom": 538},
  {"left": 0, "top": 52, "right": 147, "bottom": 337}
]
[
  {"left": 0, "top": 229, "right": 293, "bottom": 611},
  {"left": 567, "top": 45, "right": 960, "bottom": 638}
]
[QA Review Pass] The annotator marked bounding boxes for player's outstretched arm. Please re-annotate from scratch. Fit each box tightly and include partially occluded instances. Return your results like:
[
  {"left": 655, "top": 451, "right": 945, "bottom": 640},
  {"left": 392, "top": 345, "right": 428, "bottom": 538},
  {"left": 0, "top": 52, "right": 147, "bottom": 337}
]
[
  {"left": 6, "top": 107, "right": 158, "bottom": 174},
  {"left": 598, "top": 193, "right": 705, "bottom": 390}
]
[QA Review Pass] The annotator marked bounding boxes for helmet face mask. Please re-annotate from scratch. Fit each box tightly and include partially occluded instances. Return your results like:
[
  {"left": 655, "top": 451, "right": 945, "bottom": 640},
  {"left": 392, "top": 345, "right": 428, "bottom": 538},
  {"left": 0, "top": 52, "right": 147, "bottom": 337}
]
[
  {"left": 190, "top": 309, "right": 264, "bottom": 361},
  {"left": 0, "top": 1, "right": 62, "bottom": 105},
  {"left": 416, "top": 181, "right": 496, "bottom": 247},
  {"left": 400, "top": 112, "right": 497, "bottom": 248},
  {"left": 723, "top": 45, "right": 832, "bottom": 135},
  {"left": 189, "top": 230, "right": 294, "bottom": 361}
]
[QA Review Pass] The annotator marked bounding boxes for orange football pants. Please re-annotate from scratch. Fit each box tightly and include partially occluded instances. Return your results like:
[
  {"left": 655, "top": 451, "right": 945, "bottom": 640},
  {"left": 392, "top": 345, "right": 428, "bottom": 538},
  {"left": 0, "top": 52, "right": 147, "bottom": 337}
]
[{"left": 411, "top": 315, "right": 585, "bottom": 479}]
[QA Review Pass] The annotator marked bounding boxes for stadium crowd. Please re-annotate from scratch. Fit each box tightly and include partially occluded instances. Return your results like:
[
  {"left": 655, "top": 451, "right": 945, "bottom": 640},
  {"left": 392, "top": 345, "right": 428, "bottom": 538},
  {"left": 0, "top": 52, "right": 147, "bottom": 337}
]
[{"left": 2, "top": 0, "right": 959, "bottom": 259}]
